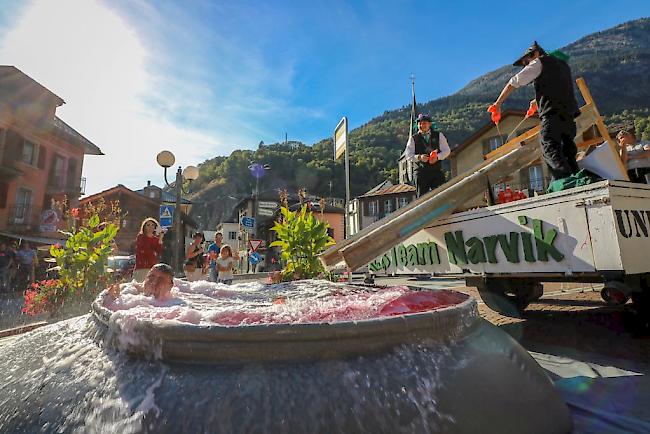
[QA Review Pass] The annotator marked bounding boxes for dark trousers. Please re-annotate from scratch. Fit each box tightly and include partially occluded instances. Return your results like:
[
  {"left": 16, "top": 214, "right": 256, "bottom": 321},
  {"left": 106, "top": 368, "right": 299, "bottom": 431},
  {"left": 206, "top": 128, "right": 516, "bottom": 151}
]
[
  {"left": 540, "top": 113, "right": 579, "bottom": 181},
  {"left": 415, "top": 166, "right": 444, "bottom": 198}
]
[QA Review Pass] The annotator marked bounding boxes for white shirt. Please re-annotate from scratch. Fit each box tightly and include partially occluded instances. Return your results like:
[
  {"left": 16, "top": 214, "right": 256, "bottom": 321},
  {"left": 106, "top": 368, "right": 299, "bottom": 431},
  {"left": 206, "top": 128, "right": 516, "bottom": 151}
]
[
  {"left": 508, "top": 58, "right": 542, "bottom": 88},
  {"left": 404, "top": 131, "right": 451, "bottom": 163},
  {"left": 216, "top": 256, "right": 237, "bottom": 281}
]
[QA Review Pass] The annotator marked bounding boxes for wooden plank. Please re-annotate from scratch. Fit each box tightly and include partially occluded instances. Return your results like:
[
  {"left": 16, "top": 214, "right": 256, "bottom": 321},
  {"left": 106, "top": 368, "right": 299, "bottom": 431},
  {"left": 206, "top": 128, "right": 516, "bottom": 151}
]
[
  {"left": 577, "top": 137, "right": 604, "bottom": 150},
  {"left": 484, "top": 125, "right": 540, "bottom": 160},
  {"left": 332, "top": 142, "right": 542, "bottom": 270},
  {"left": 576, "top": 78, "right": 629, "bottom": 181}
]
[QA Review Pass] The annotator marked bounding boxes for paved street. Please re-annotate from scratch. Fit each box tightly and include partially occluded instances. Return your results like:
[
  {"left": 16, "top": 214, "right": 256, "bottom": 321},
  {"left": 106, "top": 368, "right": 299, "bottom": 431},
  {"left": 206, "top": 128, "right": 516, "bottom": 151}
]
[{"left": 370, "top": 275, "right": 650, "bottom": 375}]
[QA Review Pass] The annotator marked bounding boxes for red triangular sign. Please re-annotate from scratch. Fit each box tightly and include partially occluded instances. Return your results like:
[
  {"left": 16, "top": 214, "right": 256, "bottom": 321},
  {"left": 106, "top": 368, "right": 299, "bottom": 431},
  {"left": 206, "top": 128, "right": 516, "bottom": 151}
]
[{"left": 249, "top": 239, "right": 263, "bottom": 252}]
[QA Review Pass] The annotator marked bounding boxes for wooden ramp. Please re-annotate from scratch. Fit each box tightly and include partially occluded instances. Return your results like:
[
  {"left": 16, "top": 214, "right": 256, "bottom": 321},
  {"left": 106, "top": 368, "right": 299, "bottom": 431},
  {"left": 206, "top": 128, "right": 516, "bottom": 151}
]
[{"left": 319, "top": 78, "right": 627, "bottom": 271}]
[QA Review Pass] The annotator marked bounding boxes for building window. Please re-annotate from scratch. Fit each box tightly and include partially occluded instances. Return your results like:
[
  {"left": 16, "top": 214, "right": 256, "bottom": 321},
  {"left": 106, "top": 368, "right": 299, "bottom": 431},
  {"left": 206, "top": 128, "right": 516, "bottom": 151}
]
[
  {"left": 228, "top": 231, "right": 237, "bottom": 241},
  {"left": 398, "top": 197, "right": 409, "bottom": 208},
  {"left": 368, "top": 200, "right": 378, "bottom": 216},
  {"left": 384, "top": 199, "right": 393, "bottom": 214},
  {"left": 484, "top": 136, "right": 506, "bottom": 155},
  {"left": 50, "top": 155, "right": 66, "bottom": 188},
  {"left": 66, "top": 158, "right": 78, "bottom": 189},
  {"left": 13, "top": 188, "right": 32, "bottom": 224},
  {"left": 22, "top": 140, "right": 37, "bottom": 165},
  {"left": 529, "top": 165, "right": 544, "bottom": 192},
  {"left": 149, "top": 191, "right": 156, "bottom": 198}
]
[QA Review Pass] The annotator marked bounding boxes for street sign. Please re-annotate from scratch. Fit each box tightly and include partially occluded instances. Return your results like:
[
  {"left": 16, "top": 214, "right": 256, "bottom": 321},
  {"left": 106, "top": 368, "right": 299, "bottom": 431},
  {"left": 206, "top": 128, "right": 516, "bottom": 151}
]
[
  {"left": 160, "top": 205, "right": 174, "bottom": 228},
  {"left": 334, "top": 116, "right": 348, "bottom": 160},
  {"left": 257, "top": 208, "right": 275, "bottom": 217},
  {"left": 258, "top": 201, "right": 278, "bottom": 209},
  {"left": 240, "top": 216, "right": 256, "bottom": 229},
  {"left": 249, "top": 239, "right": 263, "bottom": 252}
]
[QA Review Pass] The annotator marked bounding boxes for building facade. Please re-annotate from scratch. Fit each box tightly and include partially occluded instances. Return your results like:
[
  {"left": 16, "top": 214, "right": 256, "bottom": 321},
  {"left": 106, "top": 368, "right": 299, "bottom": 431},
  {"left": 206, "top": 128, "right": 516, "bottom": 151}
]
[
  {"left": 79, "top": 182, "right": 197, "bottom": 259},
  {"left": 0, "top": 66, "right": 102, "bottom": 244},
  {"left": 449, "top": 110, "right": 543, "bottom": 210},
  {"left": 348, "top": 182, "right": 416, "bottom": 236}
]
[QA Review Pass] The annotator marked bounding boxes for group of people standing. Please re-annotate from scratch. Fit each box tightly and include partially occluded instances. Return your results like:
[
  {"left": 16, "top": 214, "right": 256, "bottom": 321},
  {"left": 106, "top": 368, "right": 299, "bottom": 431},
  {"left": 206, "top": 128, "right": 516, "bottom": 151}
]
[
  {"left": 133, "top": 218, "right": 238, "bottom": 285},
  {"left": 406, "top": 41, "right": 582, "bottom": 197}
]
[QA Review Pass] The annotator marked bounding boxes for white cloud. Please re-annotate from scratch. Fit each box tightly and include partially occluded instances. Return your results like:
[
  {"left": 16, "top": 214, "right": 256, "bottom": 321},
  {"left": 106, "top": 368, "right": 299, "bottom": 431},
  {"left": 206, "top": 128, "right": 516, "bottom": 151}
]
[{"left": 0, "top": 0, "right": 224, "bottom": 195}]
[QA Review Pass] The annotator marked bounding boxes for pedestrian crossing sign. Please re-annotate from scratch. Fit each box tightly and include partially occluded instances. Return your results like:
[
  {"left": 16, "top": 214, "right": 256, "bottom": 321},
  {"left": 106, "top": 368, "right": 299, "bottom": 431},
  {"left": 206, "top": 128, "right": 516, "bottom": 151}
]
[{"left": 160, "top": 205, "right": 174, "bottom": 228}]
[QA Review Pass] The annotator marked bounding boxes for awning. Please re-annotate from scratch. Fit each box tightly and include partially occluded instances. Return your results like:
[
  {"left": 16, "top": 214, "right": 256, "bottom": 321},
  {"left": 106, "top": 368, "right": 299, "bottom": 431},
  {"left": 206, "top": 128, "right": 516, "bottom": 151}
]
[{"left": 0, "top": 231, "right": 65, "bottom": 246}]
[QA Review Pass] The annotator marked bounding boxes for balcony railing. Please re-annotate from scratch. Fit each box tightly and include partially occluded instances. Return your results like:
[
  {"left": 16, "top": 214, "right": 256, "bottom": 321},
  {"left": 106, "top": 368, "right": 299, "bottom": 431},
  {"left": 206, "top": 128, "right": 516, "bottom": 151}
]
[{"left": 7, "top": 203, "right": 39, "bottom": 227}]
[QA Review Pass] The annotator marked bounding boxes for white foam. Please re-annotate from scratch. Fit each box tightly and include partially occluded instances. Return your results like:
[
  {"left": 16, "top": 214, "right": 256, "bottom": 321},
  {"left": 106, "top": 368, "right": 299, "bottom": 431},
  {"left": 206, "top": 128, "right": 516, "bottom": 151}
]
[{"left": 103, "top": 280, "right": 410, "bottom": 327}]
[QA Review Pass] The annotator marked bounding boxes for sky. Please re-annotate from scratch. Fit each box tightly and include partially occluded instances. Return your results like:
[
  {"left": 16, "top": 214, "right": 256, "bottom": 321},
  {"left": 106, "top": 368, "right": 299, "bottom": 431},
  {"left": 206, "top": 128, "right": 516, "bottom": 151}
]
[{"left": 0, "top": 0, "right": 649, "bottom": 195}]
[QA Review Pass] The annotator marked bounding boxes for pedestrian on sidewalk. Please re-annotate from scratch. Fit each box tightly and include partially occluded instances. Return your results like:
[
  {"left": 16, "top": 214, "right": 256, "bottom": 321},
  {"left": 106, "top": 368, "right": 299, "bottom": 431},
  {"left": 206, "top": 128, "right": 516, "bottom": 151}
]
[
  {"left": 404, "top": 114, "right": 451, "bottom": 197},
  {"left": 134, "top": 218, "right": 164, "bottom": 282},
  {"left": 15, "top": 241, "right": 37, "bottom": 290},
  {"left": 490, "top": 41, "right": 580, "bottom": 181},
  {"left": 0, "top": 241, "right": 15, "bottom": 291}
]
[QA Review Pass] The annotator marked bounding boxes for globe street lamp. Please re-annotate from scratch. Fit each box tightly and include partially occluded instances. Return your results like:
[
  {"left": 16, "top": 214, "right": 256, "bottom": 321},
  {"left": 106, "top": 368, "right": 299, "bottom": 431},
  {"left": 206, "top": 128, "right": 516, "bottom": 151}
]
[
  {"left": 247, "top": 162, "right": 270, "bottom": 234},
  {"left": 157, "top": 150, "right": 199, "bottom": 276}
]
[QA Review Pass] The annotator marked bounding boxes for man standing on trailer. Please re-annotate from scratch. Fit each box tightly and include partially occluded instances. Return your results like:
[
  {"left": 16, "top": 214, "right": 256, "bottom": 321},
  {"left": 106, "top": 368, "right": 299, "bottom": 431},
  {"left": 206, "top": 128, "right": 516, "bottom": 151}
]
[
  {"left": 404, "top": 113, "right": 451, "bottom": 197},
  {"left": 490, "top": 41, "right": 580, "bottom": 181}
]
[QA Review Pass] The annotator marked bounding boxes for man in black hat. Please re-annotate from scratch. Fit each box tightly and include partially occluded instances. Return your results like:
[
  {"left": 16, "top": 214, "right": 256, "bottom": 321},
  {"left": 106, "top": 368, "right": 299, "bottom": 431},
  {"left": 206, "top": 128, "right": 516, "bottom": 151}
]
[
  {"left": 404, "top": 113, "right": 451, "bottom": 197},
  {"left": 490, "top": 41, "right": 580, "bottom": 181}
]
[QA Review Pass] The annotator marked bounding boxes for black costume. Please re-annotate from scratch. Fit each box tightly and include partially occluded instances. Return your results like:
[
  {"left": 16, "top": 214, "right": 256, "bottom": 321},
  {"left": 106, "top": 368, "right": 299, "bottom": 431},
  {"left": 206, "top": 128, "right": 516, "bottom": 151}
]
[
  {"left": 533, "top": 54, "right": 580, "bottom": 180},
  {"left": 412, "top": 131, "right": 444, "bottom": 197}
]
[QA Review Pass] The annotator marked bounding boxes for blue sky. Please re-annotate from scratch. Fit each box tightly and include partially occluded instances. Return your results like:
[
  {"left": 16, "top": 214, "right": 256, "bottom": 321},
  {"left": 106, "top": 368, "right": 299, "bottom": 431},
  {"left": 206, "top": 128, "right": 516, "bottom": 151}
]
[{"left": 0, "top": 0, "right": 648, "bottom": 194}]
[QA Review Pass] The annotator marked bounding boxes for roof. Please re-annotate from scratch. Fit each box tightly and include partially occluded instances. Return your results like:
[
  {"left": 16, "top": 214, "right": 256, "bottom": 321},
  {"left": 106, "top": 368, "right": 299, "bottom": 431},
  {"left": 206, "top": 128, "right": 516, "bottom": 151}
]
[
  {"left": 134, "top": 185, "right": 192, "bottom": 205},
  {"left": 51, "top": 116, "right": 103, "bottom": 155},
  {"left": 359, "top": 183, "right": 416, "bottom": 198},
  {"left": 0, "top": 66, "right": 65, "bottom": 105},
  {"left": 80, "top": 184, "right": 159, "bottom": 206},
  {"left": 288, "top": 202, "right": 345, "bottom": 214},
  {"left": 450, "top": 110, "right": 532, "bottom": 158},
  {"left": 365, "top": 180, "right": 393, "bottom": 194},
  {"left": 0, "top": 66, "right": 103, "bottom": 155}
]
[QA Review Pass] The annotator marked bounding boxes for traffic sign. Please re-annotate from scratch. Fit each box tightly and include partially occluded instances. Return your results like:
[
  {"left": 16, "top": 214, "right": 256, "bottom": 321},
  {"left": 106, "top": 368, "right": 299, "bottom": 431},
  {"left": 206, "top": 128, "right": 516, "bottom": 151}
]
[
  {"left": 240, "top": 216, "right": 256, "bottom": 228},
  {"left": 257, "top": 208, "right": 275, "bottom": 217},
  {"left": 258, "top": 201, "right": 278, "bottom": 209},
  {"left": 249, "top": 239, "right": 263, "bottom": 252},
  {"left": 159, "top": 205, "right": 174, "bottom": 228}
]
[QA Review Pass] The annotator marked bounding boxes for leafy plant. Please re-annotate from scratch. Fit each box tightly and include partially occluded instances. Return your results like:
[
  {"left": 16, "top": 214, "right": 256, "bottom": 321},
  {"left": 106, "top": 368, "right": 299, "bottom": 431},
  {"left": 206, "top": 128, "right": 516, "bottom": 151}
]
[
  {"left": 270, "top": 205, "right": 335, "bottom": 282},
  {"left": 23, "top": 199, "right": 122, "bottom": 315}
]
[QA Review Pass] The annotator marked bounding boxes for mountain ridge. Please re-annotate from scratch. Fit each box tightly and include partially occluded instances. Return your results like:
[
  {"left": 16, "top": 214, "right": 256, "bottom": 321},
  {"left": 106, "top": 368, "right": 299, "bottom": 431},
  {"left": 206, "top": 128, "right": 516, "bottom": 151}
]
[{"left": 188, "top": 17, "right": 650, "bottom": 228}]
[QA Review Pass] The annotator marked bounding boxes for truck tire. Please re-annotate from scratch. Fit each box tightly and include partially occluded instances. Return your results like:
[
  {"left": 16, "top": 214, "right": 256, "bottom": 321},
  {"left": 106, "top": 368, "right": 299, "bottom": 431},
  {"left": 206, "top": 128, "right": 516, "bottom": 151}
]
[{"left": 473, "top": 278, "right": 543, "bottom": 318}]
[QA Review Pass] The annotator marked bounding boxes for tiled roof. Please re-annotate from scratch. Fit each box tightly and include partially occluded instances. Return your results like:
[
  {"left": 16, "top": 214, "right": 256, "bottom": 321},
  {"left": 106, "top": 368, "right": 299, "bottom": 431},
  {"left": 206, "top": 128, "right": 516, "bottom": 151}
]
[{"left": 360, "top": 183, "right": 415, "bottom": 198}]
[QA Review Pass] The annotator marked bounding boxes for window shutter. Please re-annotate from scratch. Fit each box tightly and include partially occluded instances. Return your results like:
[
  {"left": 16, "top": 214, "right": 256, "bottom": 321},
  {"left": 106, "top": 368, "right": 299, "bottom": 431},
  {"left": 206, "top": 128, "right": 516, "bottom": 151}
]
[
  {"left": 0, "top": 183, "right": 7, "bottom": 208},
  {"left": 37, "top": 146, "right": 46, "bottom": 169}
]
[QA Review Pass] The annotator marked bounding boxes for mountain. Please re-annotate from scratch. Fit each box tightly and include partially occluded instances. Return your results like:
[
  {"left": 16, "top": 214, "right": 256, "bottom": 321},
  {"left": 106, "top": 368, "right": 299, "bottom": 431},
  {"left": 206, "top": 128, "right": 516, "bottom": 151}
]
[{"left": 188, "top": 17, "right": 650, "bottom": 228}]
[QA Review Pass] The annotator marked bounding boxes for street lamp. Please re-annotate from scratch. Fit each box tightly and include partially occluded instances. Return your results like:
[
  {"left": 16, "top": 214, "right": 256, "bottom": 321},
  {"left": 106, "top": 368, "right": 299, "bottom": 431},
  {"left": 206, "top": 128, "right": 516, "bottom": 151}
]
[
  {"left": 247, "top": 162, "right": 270, "bottom": 234},
  {"left": 157, "top": 150, "right": 199, "bottom": 276}
]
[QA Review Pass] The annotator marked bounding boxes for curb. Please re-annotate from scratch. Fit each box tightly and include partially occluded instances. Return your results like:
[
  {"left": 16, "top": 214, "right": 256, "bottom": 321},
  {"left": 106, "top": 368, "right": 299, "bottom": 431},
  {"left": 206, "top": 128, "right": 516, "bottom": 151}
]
[{"left": 0, "top": 321, "right": 48, "bottom": 339}]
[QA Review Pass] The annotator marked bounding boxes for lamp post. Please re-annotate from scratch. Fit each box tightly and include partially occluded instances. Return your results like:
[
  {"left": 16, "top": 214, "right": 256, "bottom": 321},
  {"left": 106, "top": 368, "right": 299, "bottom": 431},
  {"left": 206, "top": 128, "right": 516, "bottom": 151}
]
[
  {"left": 157, "top": 151, "right": 199, "bottom": 277},
  {"left": 247, "top": 162, "right": 270, "bottom": 235}
]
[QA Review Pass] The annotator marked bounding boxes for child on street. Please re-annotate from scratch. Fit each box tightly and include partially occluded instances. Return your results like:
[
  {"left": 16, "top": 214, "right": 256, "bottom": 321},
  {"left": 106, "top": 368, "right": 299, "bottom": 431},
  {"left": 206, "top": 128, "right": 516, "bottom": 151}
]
[{"left": 216, "top": 244, "right": 239, "bottom": 285}]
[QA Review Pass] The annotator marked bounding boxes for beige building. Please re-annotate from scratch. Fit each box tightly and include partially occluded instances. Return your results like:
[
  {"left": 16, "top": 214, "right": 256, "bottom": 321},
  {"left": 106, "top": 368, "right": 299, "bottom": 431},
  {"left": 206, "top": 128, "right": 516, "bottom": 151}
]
[
  {"left": 450, "top": 110, "right": 546, "bottom": 210},
  {"left": 348, "top": 181, "right": 416, "bottom": 236}
]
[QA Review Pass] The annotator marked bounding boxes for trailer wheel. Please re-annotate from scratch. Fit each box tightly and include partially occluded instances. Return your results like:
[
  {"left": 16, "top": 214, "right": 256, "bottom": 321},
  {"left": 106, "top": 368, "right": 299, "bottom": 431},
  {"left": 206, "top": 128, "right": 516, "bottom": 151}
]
[
  {"left": 474, "top": 278, "right": 543, "bottom": 317},
  {"left": 631, "top": 278, "right": 650, "bottom": 314}
]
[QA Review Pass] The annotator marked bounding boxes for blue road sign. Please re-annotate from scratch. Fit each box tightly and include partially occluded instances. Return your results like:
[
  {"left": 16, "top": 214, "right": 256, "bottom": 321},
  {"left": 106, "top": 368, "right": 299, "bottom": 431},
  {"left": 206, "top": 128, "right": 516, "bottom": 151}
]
[
  {"left": 159, "top": 205, "right": 174, "bottom": 228},
  {"left": 240, "top": 216, "right": 256, "bottom": 229}
]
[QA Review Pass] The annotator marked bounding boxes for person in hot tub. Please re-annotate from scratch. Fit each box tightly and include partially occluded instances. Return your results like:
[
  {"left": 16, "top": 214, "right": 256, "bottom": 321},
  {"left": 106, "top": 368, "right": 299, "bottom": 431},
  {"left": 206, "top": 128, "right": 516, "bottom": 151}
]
[{"left": 108, "top": 263, "right": 174, "bottom": 300}]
